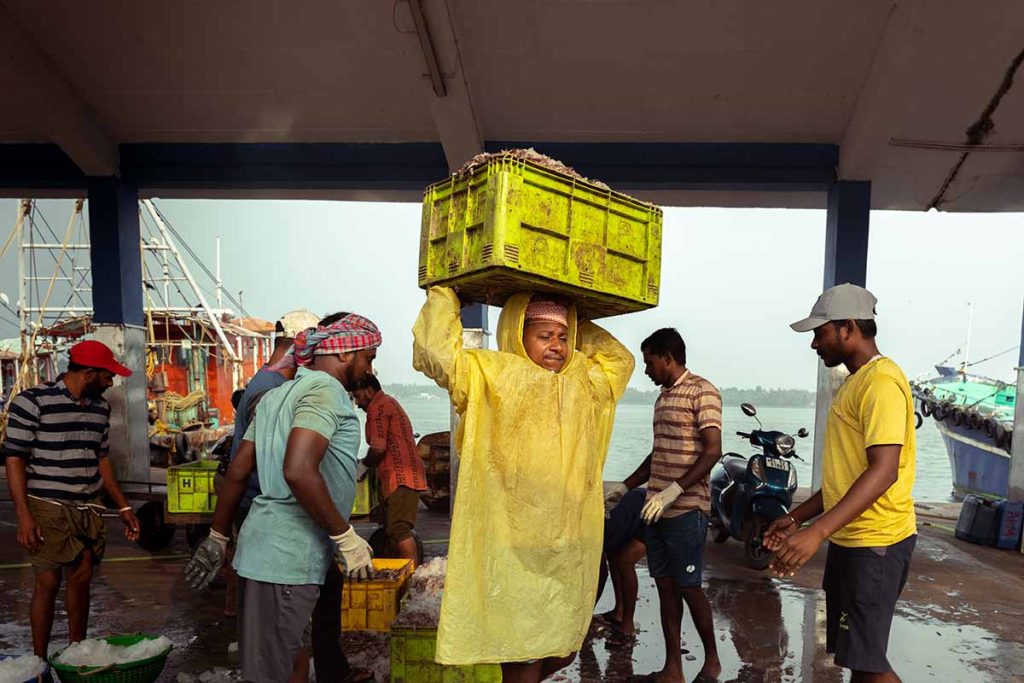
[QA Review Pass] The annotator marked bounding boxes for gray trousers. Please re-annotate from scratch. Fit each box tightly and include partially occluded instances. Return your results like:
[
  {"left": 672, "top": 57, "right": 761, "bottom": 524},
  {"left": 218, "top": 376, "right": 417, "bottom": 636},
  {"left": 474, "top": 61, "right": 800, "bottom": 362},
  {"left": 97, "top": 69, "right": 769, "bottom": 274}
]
[{"left": 238, "top": 578, "right": 318, "bottom": 683}]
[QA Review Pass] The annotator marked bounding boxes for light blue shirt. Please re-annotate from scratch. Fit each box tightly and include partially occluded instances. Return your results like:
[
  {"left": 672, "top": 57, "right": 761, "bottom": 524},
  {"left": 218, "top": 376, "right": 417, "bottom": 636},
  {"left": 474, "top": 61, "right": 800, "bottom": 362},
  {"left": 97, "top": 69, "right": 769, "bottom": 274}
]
[{"left": 233, "top": 366, "right": 359, "bottom": 585}]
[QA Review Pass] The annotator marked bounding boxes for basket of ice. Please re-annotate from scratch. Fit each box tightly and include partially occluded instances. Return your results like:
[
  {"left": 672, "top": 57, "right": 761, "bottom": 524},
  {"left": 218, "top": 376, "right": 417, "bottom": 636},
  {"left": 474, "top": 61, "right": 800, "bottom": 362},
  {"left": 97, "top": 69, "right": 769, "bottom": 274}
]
[
  {"left": 0, "top": 654, "right": 50, "bottom": 683},
  {"left": 49, "top": 635, "right": 172, "bottom": 683}
]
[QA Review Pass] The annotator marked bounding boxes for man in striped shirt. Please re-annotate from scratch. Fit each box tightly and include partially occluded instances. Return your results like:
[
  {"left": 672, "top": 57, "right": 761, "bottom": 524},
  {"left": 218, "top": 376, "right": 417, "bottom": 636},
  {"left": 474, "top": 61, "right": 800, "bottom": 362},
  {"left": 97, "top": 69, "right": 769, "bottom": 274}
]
[
  {"left": 2, "top": 340, "right": 140, "bottom": 658},
  {"left": 606, "top": 328, "right": 723, "bottom": 683}
]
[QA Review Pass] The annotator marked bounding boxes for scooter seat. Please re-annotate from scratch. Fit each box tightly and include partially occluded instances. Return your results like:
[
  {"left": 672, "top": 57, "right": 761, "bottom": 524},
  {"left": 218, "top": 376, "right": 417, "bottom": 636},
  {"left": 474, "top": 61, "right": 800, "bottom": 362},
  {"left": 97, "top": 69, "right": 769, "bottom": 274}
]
[{"left": 721, "top": 454, "right": 748, "bottom": 481}]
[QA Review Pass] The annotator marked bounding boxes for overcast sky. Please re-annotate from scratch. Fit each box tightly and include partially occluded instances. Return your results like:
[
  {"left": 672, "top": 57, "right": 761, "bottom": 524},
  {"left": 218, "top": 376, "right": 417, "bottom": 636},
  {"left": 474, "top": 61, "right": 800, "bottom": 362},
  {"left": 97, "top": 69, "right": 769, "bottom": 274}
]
[{"left": 1, "top": 198, "right": 1021, "bottom": 390}]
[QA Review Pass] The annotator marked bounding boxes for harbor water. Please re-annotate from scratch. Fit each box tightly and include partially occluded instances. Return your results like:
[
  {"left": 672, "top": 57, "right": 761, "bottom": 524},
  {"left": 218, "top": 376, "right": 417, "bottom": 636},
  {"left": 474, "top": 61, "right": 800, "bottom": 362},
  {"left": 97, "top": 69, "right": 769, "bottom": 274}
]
[{"left": 397, "top": 396, "right": 956, "bottom": 502}]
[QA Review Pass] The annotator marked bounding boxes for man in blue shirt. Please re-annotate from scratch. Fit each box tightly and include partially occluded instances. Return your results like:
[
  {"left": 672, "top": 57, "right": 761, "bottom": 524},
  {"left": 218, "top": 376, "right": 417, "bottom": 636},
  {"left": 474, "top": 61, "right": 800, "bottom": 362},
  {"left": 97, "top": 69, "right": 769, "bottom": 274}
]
[{"left": 187, "top": 313, "right": 381, "bottom": 683}]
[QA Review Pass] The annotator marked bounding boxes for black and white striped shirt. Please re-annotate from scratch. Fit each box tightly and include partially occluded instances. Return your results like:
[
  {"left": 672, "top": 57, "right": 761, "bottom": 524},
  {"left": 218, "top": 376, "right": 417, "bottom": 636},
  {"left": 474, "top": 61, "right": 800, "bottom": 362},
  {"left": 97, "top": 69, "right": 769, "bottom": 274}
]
[{"left": 1, "top": 376, "right": 110, "bottom": 503}]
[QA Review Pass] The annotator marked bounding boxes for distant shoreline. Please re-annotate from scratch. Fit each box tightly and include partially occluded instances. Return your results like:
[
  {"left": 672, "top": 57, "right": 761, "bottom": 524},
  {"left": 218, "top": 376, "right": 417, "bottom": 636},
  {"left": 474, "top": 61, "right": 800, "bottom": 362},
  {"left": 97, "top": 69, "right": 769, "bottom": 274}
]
[{"left": 384, "top": 383, "right": 817, "bottom": 409}]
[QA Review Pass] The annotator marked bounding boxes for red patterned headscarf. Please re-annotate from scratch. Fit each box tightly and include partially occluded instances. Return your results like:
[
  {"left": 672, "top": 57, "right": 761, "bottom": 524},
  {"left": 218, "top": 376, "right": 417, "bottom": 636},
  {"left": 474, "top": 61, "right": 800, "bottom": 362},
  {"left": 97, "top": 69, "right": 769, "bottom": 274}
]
[
  {"left": 524, "top": 300, "right": 568, "bottom": 327},
  {"left": 287, "top": 314, "right": 382, "bottom": 368}
]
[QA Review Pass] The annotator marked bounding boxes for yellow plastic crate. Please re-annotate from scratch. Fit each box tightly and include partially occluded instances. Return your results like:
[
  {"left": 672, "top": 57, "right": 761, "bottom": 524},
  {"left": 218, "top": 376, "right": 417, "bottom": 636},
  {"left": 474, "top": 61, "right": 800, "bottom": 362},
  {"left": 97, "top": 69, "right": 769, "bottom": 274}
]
[
  {"left": 419, "top": 153, "right": 663, "bottom": 319},
  {"left": 166, "top": 460, "right": 219, "bottom": 513},
  {"left": 390, "top": 626, "right": 502, "bottom": 682},
  {"left": 341, "top": 558, "right": 414, "bottom": 632}
]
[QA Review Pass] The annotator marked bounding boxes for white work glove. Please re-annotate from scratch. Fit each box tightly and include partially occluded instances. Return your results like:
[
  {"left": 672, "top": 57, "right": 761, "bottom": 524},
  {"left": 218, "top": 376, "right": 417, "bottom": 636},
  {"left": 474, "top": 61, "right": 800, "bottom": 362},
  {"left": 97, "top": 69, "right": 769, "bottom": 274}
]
[
  {"left": 604, "top": 482, "right": 628, "bottom": 519},
  {"left": 184, "top": 528, "right": 229, "bottom": 591},
  {"left": 355, "top": 459, "right": 370, "bottom": 482},
  {"left": 331, "top": 527, "right": 373, "bottom": 581},
  {"left": 641, "top": 482, "right": 683, "bottom": 525}
]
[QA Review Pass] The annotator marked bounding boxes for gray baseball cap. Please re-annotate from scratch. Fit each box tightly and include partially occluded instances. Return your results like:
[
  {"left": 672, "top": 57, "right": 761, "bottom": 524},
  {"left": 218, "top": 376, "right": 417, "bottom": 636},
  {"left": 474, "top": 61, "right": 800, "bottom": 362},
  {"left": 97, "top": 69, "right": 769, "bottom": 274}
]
[{"left": 790, "top": 284, "right": 877, "bottom": 332}]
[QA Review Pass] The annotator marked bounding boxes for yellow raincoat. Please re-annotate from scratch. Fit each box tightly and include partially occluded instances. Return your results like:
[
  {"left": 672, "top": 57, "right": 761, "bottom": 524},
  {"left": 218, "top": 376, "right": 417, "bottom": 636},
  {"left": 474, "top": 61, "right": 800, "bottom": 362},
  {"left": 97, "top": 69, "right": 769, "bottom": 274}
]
[{"left": 412, "top": 286, "right": 634, "bottom": 664}]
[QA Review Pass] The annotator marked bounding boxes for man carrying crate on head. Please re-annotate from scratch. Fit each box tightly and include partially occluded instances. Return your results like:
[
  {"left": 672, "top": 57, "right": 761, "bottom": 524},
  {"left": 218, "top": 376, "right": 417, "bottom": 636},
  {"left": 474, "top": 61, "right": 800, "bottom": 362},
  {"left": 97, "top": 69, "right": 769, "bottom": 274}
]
[
  {"left": 185, "top": 315, "right": 381, "bottom": 683},
  {"left": 413, "top": 287, "right": 634, "bottom": 683}
]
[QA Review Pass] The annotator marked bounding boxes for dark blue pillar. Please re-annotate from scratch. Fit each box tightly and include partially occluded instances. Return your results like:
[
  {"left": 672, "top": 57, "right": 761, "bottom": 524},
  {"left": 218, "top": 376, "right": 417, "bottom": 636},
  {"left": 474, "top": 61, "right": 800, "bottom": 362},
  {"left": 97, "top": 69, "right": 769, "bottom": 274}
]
[
  {"left": 813, "top": 181, "right": 871, "bottom": 488},
  {"left": 86, "top": 178, "right": 148, "bottom": 481},
  {"left": 823, "top": 181, "right": 871, "bottom": 287},
  {"left": 460, "top": 304, "right": 488, "bottom": 331},
  {"left": 87, "top": 177, "right": 143, "bottom": 326}
]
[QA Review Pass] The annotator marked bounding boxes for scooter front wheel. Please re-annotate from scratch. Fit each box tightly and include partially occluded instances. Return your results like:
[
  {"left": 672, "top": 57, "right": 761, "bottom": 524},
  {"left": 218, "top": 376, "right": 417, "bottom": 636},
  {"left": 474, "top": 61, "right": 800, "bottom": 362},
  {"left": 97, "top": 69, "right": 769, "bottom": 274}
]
[{"left": 742, "top": 515, "right": 772, "bottom": 570}]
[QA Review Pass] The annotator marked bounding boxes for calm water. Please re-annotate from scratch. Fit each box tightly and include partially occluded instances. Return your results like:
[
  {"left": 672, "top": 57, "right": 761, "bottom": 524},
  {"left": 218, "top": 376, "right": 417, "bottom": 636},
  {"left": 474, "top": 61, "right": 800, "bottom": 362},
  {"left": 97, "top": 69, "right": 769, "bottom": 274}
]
[{"left": 397, "top": 396, "right": 955, "bottom": 503}]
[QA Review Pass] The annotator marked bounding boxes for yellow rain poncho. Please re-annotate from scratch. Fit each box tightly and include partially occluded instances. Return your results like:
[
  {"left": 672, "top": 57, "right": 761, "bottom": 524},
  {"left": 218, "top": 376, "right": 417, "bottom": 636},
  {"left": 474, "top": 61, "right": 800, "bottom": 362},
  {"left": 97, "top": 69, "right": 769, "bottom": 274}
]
[{"left": 412, "top": 286, "right": 634, "bottom": 664}]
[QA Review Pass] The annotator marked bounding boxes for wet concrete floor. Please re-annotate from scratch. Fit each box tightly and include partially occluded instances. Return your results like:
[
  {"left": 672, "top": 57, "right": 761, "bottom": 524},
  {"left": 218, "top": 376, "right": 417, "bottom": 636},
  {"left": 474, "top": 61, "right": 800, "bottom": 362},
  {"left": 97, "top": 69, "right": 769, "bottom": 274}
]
[{"left": 1, "top": 501, "right": 1022, "bottom": 682}]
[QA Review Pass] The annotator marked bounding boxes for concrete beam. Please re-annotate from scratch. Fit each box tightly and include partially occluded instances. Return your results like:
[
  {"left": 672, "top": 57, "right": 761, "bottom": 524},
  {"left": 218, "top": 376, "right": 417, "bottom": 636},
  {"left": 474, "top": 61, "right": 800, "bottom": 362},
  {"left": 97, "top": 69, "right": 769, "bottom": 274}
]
[
  {"left": 404, "top": 0, "right": 484, "bottom": 172},
  {"left": 838, "top": 1, "right": 922, "bottom": 180},
  {"left": 0, "top": 4, "right": 118, "bottom": 176}
]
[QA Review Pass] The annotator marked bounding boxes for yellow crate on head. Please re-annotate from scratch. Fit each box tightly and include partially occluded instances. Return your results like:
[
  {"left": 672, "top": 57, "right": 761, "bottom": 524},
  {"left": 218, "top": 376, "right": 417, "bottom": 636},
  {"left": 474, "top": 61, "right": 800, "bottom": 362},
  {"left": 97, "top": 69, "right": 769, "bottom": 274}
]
[
  {"left": 419, "top": 154, "right": 663, "bottom": 319},
  {"left": 341, "top": 558, "right": 414, "bottom": 632},
  {"left": 390, "top": 626, "right": 502, "bottom": 682},
  {"left": 166, "top": 460, "right": 219, "bottom": 513}
]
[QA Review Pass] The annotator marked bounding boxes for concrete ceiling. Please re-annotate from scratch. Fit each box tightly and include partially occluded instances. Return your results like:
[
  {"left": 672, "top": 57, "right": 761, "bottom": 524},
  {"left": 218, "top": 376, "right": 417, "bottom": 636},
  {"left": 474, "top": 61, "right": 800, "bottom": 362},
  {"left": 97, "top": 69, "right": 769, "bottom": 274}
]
[{"left": 1, "top": 0, "right": 1023, "bottom": 210}]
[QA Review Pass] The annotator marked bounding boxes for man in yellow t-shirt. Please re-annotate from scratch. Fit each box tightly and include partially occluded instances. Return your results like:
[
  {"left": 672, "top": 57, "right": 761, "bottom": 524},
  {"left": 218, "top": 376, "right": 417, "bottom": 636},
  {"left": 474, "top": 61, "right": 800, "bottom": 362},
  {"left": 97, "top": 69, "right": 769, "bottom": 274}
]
[{"left": 765, "top": 284, "right": 916, "bottom": 683}]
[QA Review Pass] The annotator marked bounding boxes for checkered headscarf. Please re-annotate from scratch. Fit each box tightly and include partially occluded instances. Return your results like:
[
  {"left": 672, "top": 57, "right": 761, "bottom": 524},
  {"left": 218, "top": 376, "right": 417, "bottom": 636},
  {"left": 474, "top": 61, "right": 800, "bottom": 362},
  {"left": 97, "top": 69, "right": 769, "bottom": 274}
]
[{"left": 288, "top": 314, "right": 382, "bottom": 367}]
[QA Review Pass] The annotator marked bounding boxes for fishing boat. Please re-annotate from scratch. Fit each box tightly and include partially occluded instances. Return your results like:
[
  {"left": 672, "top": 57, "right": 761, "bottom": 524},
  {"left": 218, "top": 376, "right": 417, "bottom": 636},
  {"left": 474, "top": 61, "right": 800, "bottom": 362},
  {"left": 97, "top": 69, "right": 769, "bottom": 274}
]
[
  {"left": 912, "top": 367, "right": 1015, "bottom": 499},
  {"left": 911, "top": 304, "right": 1017, "bottom": 501},
  {"left": 0, "top": 198, "right": 271, "bottom": 464}
]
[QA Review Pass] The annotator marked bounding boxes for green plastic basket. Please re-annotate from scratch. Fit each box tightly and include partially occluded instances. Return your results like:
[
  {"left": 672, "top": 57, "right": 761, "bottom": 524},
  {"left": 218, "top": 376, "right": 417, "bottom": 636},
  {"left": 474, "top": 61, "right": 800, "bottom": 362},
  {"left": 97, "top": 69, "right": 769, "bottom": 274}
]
[{"left": 49, "top": 635, "right": 171, "bottom": 683}]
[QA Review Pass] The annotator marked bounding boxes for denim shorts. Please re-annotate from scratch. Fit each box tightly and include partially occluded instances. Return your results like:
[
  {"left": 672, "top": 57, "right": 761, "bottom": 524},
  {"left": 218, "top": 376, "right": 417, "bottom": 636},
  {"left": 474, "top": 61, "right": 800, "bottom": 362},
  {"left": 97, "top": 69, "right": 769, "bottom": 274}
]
[
  {"left": 644, "top": 509, "right": 708, "bottom": 588},
  {"left": 604, "top": 487, "right": 647, "bottom": 555}
]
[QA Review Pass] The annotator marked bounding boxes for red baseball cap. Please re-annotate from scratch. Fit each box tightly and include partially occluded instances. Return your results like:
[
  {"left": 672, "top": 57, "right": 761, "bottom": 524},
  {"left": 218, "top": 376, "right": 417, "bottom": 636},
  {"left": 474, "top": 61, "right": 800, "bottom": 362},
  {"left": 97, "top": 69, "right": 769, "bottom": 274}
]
[{"left": 69, "top": 340, "right": 132, "bottom": 377}]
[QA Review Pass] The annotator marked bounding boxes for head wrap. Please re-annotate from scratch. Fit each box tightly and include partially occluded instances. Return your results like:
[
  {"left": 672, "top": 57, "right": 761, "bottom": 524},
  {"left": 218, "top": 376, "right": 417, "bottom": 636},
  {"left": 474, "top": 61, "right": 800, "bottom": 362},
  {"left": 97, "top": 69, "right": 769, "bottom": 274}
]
[
  {"left": 524, "top": 300, "right": 568, "bottom": 327},
  {"left": 271, "top": 314, "right": 382, "bottom": 369}
]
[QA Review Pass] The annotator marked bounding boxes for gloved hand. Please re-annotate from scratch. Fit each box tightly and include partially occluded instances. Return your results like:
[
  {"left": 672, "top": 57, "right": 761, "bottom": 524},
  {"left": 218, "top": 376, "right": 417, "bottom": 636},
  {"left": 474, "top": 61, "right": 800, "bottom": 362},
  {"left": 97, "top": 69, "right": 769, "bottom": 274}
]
[
  {"left": 184, "top": 528, "right": 230, "bottom": 591},
  {"left": 641, "top": 482, "right": 683, "bottom": 524},
  {"left": 331, "top": 527, "right": 373, "bottom": 580},
  {"left": 355, "top": 459, "right": 370, "bottom": 482},
  {"left": 604, "top": 482, "right": 628, "bottom": 519}
]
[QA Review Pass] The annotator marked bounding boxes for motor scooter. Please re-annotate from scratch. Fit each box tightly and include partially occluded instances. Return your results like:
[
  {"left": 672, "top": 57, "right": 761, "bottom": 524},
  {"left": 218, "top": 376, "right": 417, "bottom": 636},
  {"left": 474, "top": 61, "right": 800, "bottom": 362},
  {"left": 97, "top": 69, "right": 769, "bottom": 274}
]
[{"left": 709, "top": 403, "right": 807, "bottom": 569}]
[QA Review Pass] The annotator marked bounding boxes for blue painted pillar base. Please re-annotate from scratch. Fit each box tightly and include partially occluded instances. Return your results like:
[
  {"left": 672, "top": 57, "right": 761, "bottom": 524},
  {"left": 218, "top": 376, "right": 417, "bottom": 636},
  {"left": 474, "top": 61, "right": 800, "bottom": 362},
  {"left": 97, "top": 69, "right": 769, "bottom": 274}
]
[
  {"left": 812, "top": 182, "right": 872, "bottom": 489},
  {"left": 449, "top": 304, "right": 489, "bottom": 516},
  {"left": 87, "top": 178, "right": 148, "bottom": 481}
]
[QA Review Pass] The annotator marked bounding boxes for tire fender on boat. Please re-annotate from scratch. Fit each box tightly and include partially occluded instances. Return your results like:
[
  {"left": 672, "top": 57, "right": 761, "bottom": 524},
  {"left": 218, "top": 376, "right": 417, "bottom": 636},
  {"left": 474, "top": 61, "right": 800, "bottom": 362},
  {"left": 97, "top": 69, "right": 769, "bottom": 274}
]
[
  {"left": 995, "top": 426, "right": 1011, "bottom": 453},
  {"left": 983, "top": 417, "right": 999, "bottom": 439},
  {"left": 949, "top": 408, "right": 966, "bottom": 427},
  {"left": 914, "top": 411, "right": 923, "bottom": 430},
  {"left": 966, "top": 410, "right": 983, "bottom": 430},
  {"left": 920, "top": 400, "right": 933, "bottom": 418}
]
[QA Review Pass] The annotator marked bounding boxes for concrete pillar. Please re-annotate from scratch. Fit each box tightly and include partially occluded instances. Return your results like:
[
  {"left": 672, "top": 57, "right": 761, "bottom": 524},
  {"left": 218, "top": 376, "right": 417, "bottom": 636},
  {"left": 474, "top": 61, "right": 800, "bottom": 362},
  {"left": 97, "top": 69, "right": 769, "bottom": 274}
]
[
  {"left": 449, "top": 304, "right": 488, "bottom": 517},
  {"left": 811, "top": 181, "right": 871, "bottom": 489},
  {"left": 1008, "top": 301, "right": 1024, "bottom": 521},
  {"left": 87, "top": 178, "right": 149, "bottom": 482}
]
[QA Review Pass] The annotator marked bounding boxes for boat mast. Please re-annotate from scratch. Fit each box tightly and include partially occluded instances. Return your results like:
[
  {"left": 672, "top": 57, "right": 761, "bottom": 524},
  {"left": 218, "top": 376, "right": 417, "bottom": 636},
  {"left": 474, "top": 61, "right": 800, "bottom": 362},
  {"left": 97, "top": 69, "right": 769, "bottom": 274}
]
[
  {"left": 215, "top": 236, "right": 223, "bottom": 310},
  {"left": 961, "top": 301, "right": 974, "bottom": 380}
]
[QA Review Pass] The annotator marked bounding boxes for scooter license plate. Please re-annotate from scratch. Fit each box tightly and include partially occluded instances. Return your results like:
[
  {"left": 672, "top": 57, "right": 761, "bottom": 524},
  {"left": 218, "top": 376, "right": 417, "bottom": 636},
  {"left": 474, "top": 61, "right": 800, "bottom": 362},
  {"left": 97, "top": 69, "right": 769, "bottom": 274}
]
[{"left": 766, "top": 457, "right": 789, "bottom": 470}]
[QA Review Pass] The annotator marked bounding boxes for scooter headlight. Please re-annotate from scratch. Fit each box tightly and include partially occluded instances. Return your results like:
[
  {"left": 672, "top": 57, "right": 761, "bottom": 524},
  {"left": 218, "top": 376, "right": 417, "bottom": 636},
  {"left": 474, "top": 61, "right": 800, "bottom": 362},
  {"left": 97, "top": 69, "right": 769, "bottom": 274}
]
[
  {"left": 749, "top": 457, "right": 765, "bottom": 481},
  {"left": 774, "top": 434, "right": 796, "bottom": 456}
]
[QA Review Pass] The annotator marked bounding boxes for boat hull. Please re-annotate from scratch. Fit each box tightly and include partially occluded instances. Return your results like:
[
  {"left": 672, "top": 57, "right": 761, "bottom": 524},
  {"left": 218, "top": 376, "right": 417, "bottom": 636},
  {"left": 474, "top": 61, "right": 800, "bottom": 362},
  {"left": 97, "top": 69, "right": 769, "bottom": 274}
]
[{"left": 934, "top": 419, "right": 1010, "bottom": 499}]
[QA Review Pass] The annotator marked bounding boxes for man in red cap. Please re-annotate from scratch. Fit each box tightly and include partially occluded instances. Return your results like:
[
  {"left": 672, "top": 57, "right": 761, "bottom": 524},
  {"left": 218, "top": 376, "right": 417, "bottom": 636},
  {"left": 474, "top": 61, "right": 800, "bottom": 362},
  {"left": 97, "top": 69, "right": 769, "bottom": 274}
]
[{"left": 2, "top": 339, "right": 140, "bottom": 658}]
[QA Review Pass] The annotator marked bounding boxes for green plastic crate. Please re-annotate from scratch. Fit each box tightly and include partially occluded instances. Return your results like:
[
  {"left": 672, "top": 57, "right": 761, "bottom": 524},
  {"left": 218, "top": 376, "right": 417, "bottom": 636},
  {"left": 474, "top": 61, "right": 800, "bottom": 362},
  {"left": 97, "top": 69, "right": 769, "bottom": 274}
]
[
  {"left": 390, "top": 626, "right": 501, "bottom": 682},
  {"left": 166, "top": 460, "right": 218, "bottom": 513},
  {"left": 419, "top": 154, "right": 662, "bottom": 319}
]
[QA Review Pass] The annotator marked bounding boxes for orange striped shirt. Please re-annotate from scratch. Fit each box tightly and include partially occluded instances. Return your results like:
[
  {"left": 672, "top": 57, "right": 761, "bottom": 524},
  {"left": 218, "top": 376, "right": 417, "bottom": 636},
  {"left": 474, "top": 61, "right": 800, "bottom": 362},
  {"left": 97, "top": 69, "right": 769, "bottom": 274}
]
[
  {"left": 365, "top": 392, "right": 428, "bottom": 498},
  {"left": 647, "top": 371, "right": 722, "bottom": 516}
]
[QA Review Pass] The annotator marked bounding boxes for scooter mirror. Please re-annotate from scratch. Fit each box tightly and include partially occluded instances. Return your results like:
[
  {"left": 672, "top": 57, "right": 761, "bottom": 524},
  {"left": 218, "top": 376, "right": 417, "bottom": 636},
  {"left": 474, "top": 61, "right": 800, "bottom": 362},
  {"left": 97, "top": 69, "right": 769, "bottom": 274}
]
[
  {"left": 740, "top": 403, "right": 757, "bottom": 417},
  {"left": 797, "top": 428, "right": 809, "bottom": 438}
]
